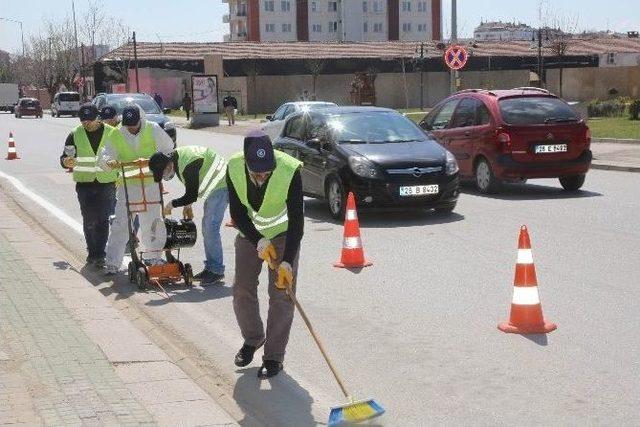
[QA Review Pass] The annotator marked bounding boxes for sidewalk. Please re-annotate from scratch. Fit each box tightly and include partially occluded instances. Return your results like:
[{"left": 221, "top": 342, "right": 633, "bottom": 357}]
[
  {"left": 172, "top": 115, "right": 263, "bottom": 136},
  {"left": 591, "top": 142, "right": 640, "bottom": 173},
  {"left": 0, "top": 198, "right": 237, "bottom": 426}
]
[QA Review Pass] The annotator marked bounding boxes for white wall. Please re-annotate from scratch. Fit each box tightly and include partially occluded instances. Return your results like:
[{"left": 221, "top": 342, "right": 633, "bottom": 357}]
[
  {"left": 399, "top": 0, "right": 432, "bottom": 41},
  {"left": 361, "top": 0, "right": 388, "bottom": 41},
  {"left": 259, "top": 0, "right": 297, "bottom": 42},
  {"left": 308, "top": 0, "right": 341, "bottom": 41}
]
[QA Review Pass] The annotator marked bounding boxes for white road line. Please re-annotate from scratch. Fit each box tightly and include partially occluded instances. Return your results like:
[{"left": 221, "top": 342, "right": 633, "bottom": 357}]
[{"left": 0, "top": 170, "right": 83, "bottom": 235}]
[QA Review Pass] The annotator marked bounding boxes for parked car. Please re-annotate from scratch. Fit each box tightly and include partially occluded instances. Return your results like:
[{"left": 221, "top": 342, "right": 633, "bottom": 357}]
[
  {"left": 0, "top": 83, "right": 19, "bottom": 113},
  {"left": 261, "top": 101, "right": 337, "bottom": 140},
  {"left": 92, "top": 93, "right": 176, "bottom": 142},
  {"left": 419, "top": 88, "right": 592, "bottom": 193},
  {"left": 273, "top": 106, "right": 460, "bottom": 219},
  {"left": 14, "top": 98, "right": 43, "bottom": 118},
  {"left": 51, "top": 91, "right": 81, "bottom": 117}
]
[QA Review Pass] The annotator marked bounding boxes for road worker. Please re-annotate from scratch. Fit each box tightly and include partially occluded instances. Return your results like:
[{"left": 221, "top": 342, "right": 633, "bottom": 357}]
[
  {"left": 226, "top": 130, "right": 304, "bottom": 379},
  {"left": 99, "top": 105, "right": 119, "bottom": 127},
  {"left": 60, "top": 103, "right": 117, "bottom": 268},
  {"left": 148, "top": 146, "right": 229, "bottom": 284},
  {"left": 98, "top": 104, "right": 174, "bottom": 274}
]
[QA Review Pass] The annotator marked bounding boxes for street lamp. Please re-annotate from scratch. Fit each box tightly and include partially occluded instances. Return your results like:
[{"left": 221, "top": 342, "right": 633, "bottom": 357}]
[{"left": 0, "top": 17, "right": 26, "bottom": 56}]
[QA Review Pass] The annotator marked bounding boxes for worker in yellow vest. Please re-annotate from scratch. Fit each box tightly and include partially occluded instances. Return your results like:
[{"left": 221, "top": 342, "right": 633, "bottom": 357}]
[
  {"left": 227, "top": 131, "right": 304, "bottom": 379},
  {"left": 97, "top": 104, "right": 175, "bottom": 275},
  {"left": 60, "top": 104, "right": 118, "bottom": 267}
]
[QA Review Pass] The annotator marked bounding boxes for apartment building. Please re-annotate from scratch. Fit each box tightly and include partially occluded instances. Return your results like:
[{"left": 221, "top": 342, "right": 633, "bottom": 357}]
[{"left": 222, "top": 0, "right": 441, "bottom": 42}]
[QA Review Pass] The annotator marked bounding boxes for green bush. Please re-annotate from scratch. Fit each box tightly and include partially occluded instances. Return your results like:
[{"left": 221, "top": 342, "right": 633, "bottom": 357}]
[
  {"left": 587, "top": 97, "right": 630, "bottom": 118},
  {"left": 629, "top": 99, "right": 640, "bottom": 120}
]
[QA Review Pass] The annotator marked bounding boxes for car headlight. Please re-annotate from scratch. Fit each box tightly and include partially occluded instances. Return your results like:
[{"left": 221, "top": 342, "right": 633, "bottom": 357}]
[
  {"left": 348, "top": 156, "right": 382, "bottom": 179},
  {"left": 445, "top": 150, "right": 459, "bottom": 175},
  {"left": 163, "top": 121, "right": 175, "bottom": 130}
]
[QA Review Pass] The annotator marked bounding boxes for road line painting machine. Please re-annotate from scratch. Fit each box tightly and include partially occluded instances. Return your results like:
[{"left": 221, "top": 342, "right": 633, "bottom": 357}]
[{"left": 120, "top": 159, "right": 196, "bottom": 292}]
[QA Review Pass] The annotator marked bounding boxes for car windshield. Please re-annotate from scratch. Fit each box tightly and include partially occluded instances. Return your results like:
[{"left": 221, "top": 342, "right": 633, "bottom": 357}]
[
  {"left": 327, "top": 111, "right": 425, "bottom": 144},
  {"left": 107, "top": 96, "right": 161, "bottom": 114},
  {"left": 59, "top": 93, "right": 80, "bottom": 102},
  {"left": 21, "top": 99, "right": 38, "bottom": 106},
  {"left": 499, "top": 97, "right": 579, "bottom": 125}
]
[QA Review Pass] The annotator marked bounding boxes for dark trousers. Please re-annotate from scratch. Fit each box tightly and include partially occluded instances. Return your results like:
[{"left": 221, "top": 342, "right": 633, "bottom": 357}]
[
  {"left": 185, "top": 108, "right": 190, "bottom": 120},
  {"left": 76, "top": 182, "right": 116, "bottom": 260}
]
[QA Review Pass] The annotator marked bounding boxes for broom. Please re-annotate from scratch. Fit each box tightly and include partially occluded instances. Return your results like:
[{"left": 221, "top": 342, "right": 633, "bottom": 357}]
[{"left": 284, "top": 283, "right": 385, "bottom": 426}]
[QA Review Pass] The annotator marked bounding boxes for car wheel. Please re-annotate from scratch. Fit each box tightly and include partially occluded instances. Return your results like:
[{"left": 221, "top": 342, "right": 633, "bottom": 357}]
[
  {"left": 325, "top": 175, "right": 347, "bottom": 220},
  {"left": 559, "top": 174, "right": 586, "bottom": 192},
  {"left": 475, "top": 158, "right": 500, "bottom": 194}
]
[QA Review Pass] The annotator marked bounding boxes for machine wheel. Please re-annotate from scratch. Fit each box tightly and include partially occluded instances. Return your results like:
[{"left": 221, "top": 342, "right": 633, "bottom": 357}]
[
  {"left": 183, "top": 263, "right": 193, "bottom": 287},
  {"left": 559, "top": 174, "right": 586, "bottom": 192},
  {"left": 325, "top": 175, "right": 347, "bottom": 220},
  {"left": 135, "top": 268, "right": 147, "bottom": 291}
]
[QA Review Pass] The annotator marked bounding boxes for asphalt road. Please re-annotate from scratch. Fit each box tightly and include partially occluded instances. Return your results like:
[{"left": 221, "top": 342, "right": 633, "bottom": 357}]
[{"left": 1, "top": 112, "right": 639, "bottom": 426}]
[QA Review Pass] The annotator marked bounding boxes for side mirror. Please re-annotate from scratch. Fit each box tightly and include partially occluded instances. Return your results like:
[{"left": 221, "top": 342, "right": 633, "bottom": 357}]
[
  {"left": 265, "top": 115, "right": 273, "bottom": 121},
  {"left": 162, "top": 108, "right": 171, "bottom": 114},
  {"left": 306, "top": 137, "right": 321, "bottom": 151},
  {"left": 419, "top": 121, "right": 432, "bottom": 131}
]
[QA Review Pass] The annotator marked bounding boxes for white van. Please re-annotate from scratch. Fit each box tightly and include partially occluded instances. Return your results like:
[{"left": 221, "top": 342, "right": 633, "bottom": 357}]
[{"left": 51, "top": 92, "right": 81, "bottom": 117}]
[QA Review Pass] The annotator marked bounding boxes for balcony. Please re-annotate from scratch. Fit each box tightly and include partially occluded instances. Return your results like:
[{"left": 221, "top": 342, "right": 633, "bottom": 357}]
[{"left": 223, "top": 14, "right": 230, "bottom": 23}]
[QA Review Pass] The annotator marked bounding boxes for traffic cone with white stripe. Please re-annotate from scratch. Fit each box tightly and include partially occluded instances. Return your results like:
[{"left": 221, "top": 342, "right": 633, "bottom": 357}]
[
  {"left": 498, "top": 225, "right": 556, "bottom": 334},
  {"left": 5, "top": 132, "right": 19, "bottom": 160},
  {"left": 334, "top": 192, "right": 372, "bottom": 269}
]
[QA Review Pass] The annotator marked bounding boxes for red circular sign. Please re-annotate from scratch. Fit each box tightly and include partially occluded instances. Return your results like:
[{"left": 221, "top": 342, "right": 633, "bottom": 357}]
[{"left": 444, "top": 45, "right": 468, "bottom": 70}]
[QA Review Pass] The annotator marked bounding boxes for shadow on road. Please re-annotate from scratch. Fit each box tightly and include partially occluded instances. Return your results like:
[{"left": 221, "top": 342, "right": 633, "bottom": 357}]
[
  {"left": 304, "top": 199, "right": 465, "bottom": 228},
  {"left": 233, "top": 367, "right": 316, "bottom": 427},
  {"left": 144, "top": 282, "right": 233, "bottom": 306},
  {"left": 461, "top": 182, "right": 603, "bottom": 201},
  {"left": 521, "top": 333, "right": 549, "bottom": 346}
]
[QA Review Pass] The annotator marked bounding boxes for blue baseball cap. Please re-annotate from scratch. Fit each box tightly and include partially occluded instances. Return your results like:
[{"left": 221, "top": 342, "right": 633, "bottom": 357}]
[
  {"left": 78, "top": 103, "right": 99, "bottom": 121},
  {"left": 244, "top": 130, "right": 275, "bottom": 173},
  {"left": 121, "top": 105, "right": 141, "bottom": 126},
  {"left": 100, "top": 105, "right": 117, "bottom": 120}
]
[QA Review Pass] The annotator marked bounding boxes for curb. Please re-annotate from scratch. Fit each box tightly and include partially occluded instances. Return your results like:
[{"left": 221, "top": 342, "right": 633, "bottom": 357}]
[
  {"left": 592, "top": 137, "right": 640, "bottom": 145},
  {"left": 591, "top": 162, "right": 640, "bottom": 173}
]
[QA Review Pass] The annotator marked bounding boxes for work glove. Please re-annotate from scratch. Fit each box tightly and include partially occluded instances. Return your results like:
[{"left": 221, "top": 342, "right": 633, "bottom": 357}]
[
  {"left": 276, "top": 261, "right": 293, "bottom": 290},
  {"left": 256, "top": 238, "right": 277, "bottom": 270},
  {"left": 106, "top": 159, "right": 121, "bottom": 169},
  {"left": 163, "top": 202, "right": 173, "bottom": 216},
  {"left": 62, "top": 157, "right": 77, "bottom": 168},
  {"left": 182, "top": 205, "right": 194, "bottom": 220}
]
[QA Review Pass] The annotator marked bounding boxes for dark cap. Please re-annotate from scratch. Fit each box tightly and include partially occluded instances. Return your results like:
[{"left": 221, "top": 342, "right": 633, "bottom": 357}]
[
  {"left": 100, "top": 105, "right": 117, "bottom": 120},
  {"left": 121, "top": 105, "right": 141, "bottom": 126},
  {"left": 244, "top": 130, "right": 275, "bottom": 173},
  {"left": 78, "top": 103, "right": 99, "bottom": 121},
  {"left": 149, "top": 151, "right": 174, "bottom": 183}
]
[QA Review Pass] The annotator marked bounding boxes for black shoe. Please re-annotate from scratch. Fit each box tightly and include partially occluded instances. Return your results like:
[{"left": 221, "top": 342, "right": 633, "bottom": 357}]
[
  {"left": 234, "top": 340, "right": 265, "bottom": 367},
  {"left": 194, "top": 270, "right": 224, "bottom": 284},
  {"left": 93, "top": 257, "right": 106, "bottom": 268},
  {"left": 258, "top": 360, "right": 283, "bottom": 379}
]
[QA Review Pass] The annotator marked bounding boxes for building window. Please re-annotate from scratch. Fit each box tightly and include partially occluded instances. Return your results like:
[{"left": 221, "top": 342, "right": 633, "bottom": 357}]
[
  {"left": 328, "top": 21, "right": 338, "bottom": 32},
  {"left": 312, "top": 24, "right": 322, "bottom": 32},
  {"left": 282, "top": 23, "right": 292, "bottom": 32},
  {"left": 607, "top": 52, "right": 615, "bottom": 64},
  {"left": 418, "top": 1, "right": 427, "bottom": 12},
  {"left": 402, "top": 22, "right": 412, "bottom": 32},
  {"left": 363, "top": 22, "right": 368, "bottom": 33},
  {"left": 281, "top": 1, "right": 290, "bottom": 12},
  {"left": 363, "top": 1, "right": 368, "bottom": 12},
  {"left": 328, "top": 1, "right": 337, "bottom": 12},
  {"left": 265, "top": 23, "right": 275, "bottom": 32},
  {"left": 265, "top": 1, "right": 274, "bottom": 12},
  {"left": 373, "top": 22, "right": 383, "bottom": 32},
  {"left": 417, "top": 24, "right": 426, "bottom": 32},
  {"left": 373, "top": 1, "right": 382, "bottom": 12},
  {"left": 402, "top": 1, "right": 411, "bottom": 12},
  {"left": 311, "top": 1, "right": 317, "bottom": 12}
]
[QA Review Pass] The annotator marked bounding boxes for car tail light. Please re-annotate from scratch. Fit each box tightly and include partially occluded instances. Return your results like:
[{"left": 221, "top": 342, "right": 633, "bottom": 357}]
[
  {"left": 585, "top": 127, "right": 591, "bottom": 146},
  {"left": 495, "top": 130, "right": 512, "bottom": 153}
]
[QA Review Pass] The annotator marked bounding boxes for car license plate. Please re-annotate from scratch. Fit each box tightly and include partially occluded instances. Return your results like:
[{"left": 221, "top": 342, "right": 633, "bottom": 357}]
[
  {"left": 535, "top": 144, "right": 567, "bottom": 154},
  {"left": 399, "top": 185, "right": 439, "bottom": 196}
]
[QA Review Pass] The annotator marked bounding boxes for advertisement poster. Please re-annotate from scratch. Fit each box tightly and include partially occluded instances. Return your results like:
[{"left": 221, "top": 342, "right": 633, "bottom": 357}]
[{"left": 191, "top": 75, "right": 219, "bottom": 114}]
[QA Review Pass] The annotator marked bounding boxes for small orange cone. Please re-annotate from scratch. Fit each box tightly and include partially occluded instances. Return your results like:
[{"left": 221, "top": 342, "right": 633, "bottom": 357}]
[
  {"left": 5, "top": 132, "right": 19, "bottom": 160},
  {"left": 334, "top": 192, "right": 372, "bottom": 269},
  {"left": 498, "top": 225, "right": 556, "bottom": 334}
]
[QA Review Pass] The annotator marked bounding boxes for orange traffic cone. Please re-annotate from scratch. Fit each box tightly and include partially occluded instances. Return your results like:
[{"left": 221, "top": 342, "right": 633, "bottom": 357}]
[
  {"left": 5, "top": 132, "right": 19, "bottom": 160},
  {"left": 498, "top": 225, "right": 557, "bottom": 334},
  {"left": 333, "top": 192, "right": 372, "bottom": 269}
]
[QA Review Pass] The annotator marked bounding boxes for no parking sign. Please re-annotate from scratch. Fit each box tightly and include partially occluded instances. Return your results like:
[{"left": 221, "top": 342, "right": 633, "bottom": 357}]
[{"left": 444, "top": 45, "right": 468, "bottom": 70}]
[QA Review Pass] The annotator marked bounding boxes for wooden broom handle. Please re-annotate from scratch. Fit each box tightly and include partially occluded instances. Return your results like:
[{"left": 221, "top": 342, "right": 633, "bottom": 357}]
[{"left": 286, "top": 284, "right": 351, "bottom": 399}]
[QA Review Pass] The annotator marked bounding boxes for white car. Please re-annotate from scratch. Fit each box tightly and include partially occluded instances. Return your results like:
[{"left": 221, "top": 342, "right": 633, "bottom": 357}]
[
  {"left": 51, "top": 92, "right": 81, "bottom": 117},
  {"left": 261, "top": 101, "right": 336, "bottom": 140}
]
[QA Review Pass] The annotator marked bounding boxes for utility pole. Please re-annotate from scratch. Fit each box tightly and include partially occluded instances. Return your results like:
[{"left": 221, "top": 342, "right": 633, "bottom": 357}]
[
  {"left": 132, "top": 31, "right": 140, "bottom": 93},
  {"left": 418, "top": 42, "right": 425, "bottom": 110},
  {"left": 537, "top": 28, "right": 543, "bottom": 88},
  {"left": 450, "top": 0, "right": 458, "bottom": 94},
  {"left": 71, "top": 1, "right": 80, "bottom": 69},
  {"left": 0, "top": 18, "right": 26, "bottom": 56}
]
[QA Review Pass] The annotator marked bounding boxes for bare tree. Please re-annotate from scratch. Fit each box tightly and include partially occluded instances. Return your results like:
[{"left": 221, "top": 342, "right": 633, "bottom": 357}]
[
  {"left": 543, "top": 13, "right": 578, "bottom": 97},
  {"left": 99, "top": 20, "right": 133, "bottom": 91},
  {"left": 81, "top": 0, "right": 106, "bottom": 61},
  {"left": 305, "top": 59, "right": 326, "bottom": 99},
  {"left": 242, "top": 59, "right": 261, "bottom": 116}
]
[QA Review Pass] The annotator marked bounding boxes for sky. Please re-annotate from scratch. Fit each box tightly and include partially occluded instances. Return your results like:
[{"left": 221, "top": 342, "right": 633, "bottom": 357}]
[{"left": 1, "top": 0, "right": 639, "bottom": 54}]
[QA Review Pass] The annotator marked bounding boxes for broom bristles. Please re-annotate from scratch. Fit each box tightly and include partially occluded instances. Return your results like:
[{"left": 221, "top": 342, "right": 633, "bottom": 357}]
[{"left": 328, "top": 398, "right": 385, "bottom": 426}]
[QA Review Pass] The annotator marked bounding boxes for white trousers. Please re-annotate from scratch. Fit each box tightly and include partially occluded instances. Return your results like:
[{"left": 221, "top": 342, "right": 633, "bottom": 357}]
[{"left": 105, "top": 184, "right": 164, "bottom": 268}]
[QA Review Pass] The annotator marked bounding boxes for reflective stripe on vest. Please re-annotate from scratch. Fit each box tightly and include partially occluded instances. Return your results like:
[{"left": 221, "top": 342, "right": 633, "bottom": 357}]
[
  {"left": 198, "top": 155, "right": 228, "bottom": 199},
  {"left": 113, "top": 122, "right": 157, "bottom": 185},
  {"left": 227, "top": 150, "right": 302, "bottom": 239},
  {"left": 72, "top": 125, "right": 118, "bottom": 183},
  {"left": 176, "top": 146, "right": 227, "bottom": 200}
]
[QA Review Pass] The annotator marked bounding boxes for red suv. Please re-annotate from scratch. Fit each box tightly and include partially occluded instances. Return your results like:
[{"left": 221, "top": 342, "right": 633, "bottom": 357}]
[
  {"left": 419, "top": 88, "right": 591, "bottom": 193},
  {"left": 14, "top": 98, "right": 43, "bottom": 119}
]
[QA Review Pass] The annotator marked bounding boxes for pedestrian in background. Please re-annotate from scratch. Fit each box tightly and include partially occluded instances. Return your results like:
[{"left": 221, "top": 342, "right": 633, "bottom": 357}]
[
  {"left": 182, "top": 92, "right": 192, "bottom": 121},
  {"left": 223, "top": 94, "right": 237, "bottom": 126},
  {"left": 149, "top": 145, "right": 229, "bottom": 284},
  {"left": 60, "top": 103, "right": 118, "bottom": 268},
  {"left": 227, "top": 131, "right": 304, "bottom": 379},
  {"left": 153, "top": 92, "right": 163, "bottom": 110}
]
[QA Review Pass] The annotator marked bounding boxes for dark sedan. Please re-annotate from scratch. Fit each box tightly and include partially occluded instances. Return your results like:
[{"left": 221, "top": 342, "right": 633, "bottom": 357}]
[{"left": 273, "top": 107, "right": 460, "bottom": 219}]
